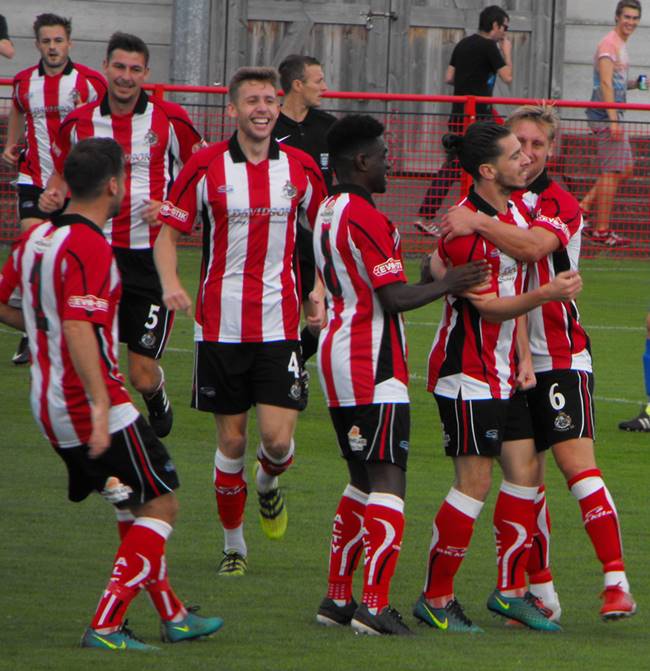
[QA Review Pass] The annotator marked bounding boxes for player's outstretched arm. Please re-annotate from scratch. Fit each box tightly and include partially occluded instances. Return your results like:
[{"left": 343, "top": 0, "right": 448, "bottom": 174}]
[
  {"left": 441, "top": 206, "right": 560, "bottom": 262},
  {"left": 153, "top": 224, "right": 192, "bottom": 314},
  {"left": 468, "top": 270, "right": 582, "bottom": 323},
  {"left": 63, "top": 319, "right": 110, "bottom": 457},
  {"left": 376, "top": 260, "right": 489, "bottom": 313}
]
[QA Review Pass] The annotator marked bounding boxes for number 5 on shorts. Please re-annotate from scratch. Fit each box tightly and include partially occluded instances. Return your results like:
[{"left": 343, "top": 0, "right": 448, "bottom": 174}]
[{"left": 145, "top": 304, "right": 161, "bottom": 330}]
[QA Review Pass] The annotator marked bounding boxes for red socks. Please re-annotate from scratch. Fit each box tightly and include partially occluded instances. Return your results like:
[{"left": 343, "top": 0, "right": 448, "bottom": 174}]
[
  {"left": 423, "top": 488, "right": 483, "bottom": 601},
  {"left": 527, "top": 485, "right": 554, "bottom": 586},
  {"left": 493, "top": 481, "right": 537, "bottom": 593},
  {"left": 361, "top": 493, "right": 405, "bottom": 611},
  {"left": 326, "top": 485, "right": 367, "bottom": 602},
  {"left": 91, "top": 518, "right": 170, "bottom": 632}
]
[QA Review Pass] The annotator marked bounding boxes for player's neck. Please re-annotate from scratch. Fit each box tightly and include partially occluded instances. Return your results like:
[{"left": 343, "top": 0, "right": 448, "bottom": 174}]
[
  {"left": 236, "top": 130, "right": 272, "bottom": 164},
  {"left": 474, "top": 182, "right": 510, "bottom": 214},
  {"left": 64, "top": 199, "right": 111, "bottom": 229},
  {"left": 281, "top": 96, "right": 310, "bottom": 123},
  {"left": 107, "top": 91, "right": 140, "bottom": 116},
  {"left": 41, "top": 59, "right": 69, "bottom": 77}
]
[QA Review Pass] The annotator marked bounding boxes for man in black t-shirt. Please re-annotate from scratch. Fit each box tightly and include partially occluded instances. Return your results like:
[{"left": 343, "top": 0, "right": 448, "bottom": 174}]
[
  {"left": 274, "top": 55, "right": 336, "bottom": 363},
  {"left": 415, "top": 5, "right": 513, "bottom": 234}
]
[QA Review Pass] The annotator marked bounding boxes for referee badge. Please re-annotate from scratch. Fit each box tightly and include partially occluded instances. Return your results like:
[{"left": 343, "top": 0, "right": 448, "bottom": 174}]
[{"left": 282, "top": 180, "right": 298, "bottom": 199}]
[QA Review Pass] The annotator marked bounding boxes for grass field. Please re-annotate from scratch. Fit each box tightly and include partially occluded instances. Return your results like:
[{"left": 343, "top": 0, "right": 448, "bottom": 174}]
[{"left": 1, "top": 247, "right": 649, "bottom": 671}]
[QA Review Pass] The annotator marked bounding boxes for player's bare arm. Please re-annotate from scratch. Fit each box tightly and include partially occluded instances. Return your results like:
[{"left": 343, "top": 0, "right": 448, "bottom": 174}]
[
  {"left": 307, "top": 275, "right": 326, "bottom": 334},
  {"left": 63, "top": 319, "right": 111, "bottom": 457},
  {"left": 1, "top": 106, "right": 25, "bottom": 166},
  {"left": 467, "top": 269, "right": 582, "bottom": 323},
  {"left": 153, "top": 224, "right": 192, "bottom": 314},
  {"left": 515, "top": 315, "right": 536, "bottom": 390},
  {"left": 441, "top": 206, "right": 561, "bottom": 262},
  {"left": 376, "top": 260, "right": 489, "bottom": 313},
  {"left": 0, "top": 301, "right": 25, "bottom": 330},
  {"left": 38, "top": 171, "right": 67, "bottom": 213}
]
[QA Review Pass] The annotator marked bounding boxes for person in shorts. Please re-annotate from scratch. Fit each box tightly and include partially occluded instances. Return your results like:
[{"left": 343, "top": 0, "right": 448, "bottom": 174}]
[
  {"left": 0, "top": 138, "right": 222, "bottom": 651},
  {"left": 154, "top": 67, "right": 327, "bottom": 576},
  {"left": 311, "top": 114, "right": 488, "bottom": 636}
]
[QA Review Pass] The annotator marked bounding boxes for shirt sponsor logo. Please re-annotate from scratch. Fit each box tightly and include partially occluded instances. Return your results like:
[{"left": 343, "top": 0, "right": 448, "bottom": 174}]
[
  {"left": 159, "top": 200, "right": 189, "bottom": 223},
  {"left": 124, "top": 152, "right": 152, "bottom": 164},
  {"left": 499, "top": 262, "right": 518, "bottom": 282},
  {"left": 373, "top": 257, "right": 403, "bottom": 277},
  {"left": 67, "top": 294, "right": 109, "bottom": 312},
  {"left": 29, "top": 103, "right": 74, "bottom": 119},
  {"left": 217, "top": 184, "right": 234, "bottom": 193},
  {"left": 536, "top": 214, "right": 569, "bottom": 238},
  {"left": 228, "top": 207, "right": 291, "bottom": 223}
]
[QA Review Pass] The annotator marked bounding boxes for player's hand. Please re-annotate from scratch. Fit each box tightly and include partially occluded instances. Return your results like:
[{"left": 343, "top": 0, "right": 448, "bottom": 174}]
[
  {"left": 545, "top": 270, "right": 582, "bottom": 302},
  {"left": 163, "top": 282, "right": 193, "bottom": 315},
  {"left": 143, "top": 199, "right": 163, "bottom": 226},
  {"left": 439, "top": 259, "right": 491, "bottom": 296},
  {"left": 516, "top": 357, "right": 536, "bottom": 390},
  {"left": 38, "top": 188, "right": 65, "bottom": 213},
  {"left": 307, "top": 288, "right": 327, "bottom": 334},
  {"left": 88, "top": 403, "right": 110, "bottom": 458},
  {"left": 1, "top": 143, "right": 20, "bottom": 166},
  {"left": 419, "top": 254, "right": 435, "bottom": 284},
  {"left": 440, "top": 206, "right": 481, "bottom": 240}
]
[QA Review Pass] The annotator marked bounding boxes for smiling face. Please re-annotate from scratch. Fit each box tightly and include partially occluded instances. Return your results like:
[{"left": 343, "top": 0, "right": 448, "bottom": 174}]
[
  {"left": 510, "top": 118, "right": 554, "bottom": 184},
  {"left": 484, "top": 133, "right": 531, "bottom": 192},
  {"left": 104, "top": 49, "right": 149, "bottom": 108},
  {"left": 228, "top": 79, "right": 280, "bottom": 142},
  {"left": 615, "top": 5, "right": 641, "bottom": 40},
  {"left": 36, "top": 25, "right": 71, "bottom": 73}
]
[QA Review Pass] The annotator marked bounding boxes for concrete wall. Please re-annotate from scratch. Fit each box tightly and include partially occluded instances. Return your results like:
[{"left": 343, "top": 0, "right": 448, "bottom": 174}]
[
  {"left": 0, "top": 0, "right": 172, "bottom": 82},
  {"left": 563, "top": 0, "right": 650, "bottom": 120}
]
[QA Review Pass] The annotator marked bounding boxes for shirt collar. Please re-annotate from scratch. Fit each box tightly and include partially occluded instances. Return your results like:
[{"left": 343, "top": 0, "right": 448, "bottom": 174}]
[
  {"left": 228, "top": 132, "right": 280, "bottom": 163},
  {"left": 38, "top": 59, "right": 74, "bottom": 77},
  {"left": 100, "top": 89, "right": 149, "bottom": 117},
  {"left": 526, "top": 169, "right": 551, "bottom": 195},
  {"left": 467, "top": 185, "right": 507, "bottom": 217},
  {"left": 330, "top": 183, "right": 376, "bottom": 207},
  {"left": 52, "top": 213, "right": 105, "bottom": 237}
]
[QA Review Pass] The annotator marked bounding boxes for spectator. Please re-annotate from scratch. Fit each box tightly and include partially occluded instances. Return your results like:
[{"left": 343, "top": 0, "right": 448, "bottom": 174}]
[
  {"left": 414, "top": 5, "right": 512, "bottom": 236},
  {"left": 619, "top": 311, "right": 650, "bottom": 431},
  {"left": 581, "top": 0, "right": 643, "bottom": 247},
  {"left": 0, "top": 15, "right": 14, "bottom": 58}
]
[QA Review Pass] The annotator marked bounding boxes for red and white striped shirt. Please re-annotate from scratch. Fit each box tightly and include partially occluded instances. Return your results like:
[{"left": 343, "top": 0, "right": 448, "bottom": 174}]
[
  {"left": 12, "top": 60, "right": 106, "bottom": 188},
  {"left": 54, "top": 91, "right": 201, "bottom": 250},
  {"left": 514, "top": 172, "right": 591, "bottom": 373},
  {"left": 427, "top": 189, "right": 529, "bottom": 400},
  {"left": 313, "top": 185, "right": 409, "bottom": 407},
  {"left": 158, "top": 135, "right": 326, "bottom": 343},
  {"left": 0, "top": 215, "right": 137, "bottom": 448}
]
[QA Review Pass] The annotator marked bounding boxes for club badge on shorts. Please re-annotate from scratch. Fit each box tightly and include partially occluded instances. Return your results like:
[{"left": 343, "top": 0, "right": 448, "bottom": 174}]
[{"left": 140, "top": 330, "right": 158, "bottom": 349}]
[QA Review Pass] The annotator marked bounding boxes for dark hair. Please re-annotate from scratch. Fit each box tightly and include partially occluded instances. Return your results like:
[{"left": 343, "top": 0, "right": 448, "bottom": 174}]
[
  {"left": 63, "top": 138, "right": 124, "bottom": 200},
  {"left": 478, "top": 5, "right": 509, "bottom": 32},
  {"left": 442, "top": 122, "right": 511, "bottom": 180},
  {"left": 327, "top": 114, "right": 384, "bottom": 174},
  {"left": 228, "top": 66, "right": 278, "bottom": 101},
  {"left": 33, "top": 13, "right": 72, "bottom": 39},
  {"left": 106, "top": 32, "right": 149, "bottom": 66},
  {"left": 278, "top": 54, "right": 321, "bottom": 93},
  {"left": 616, "top": 0, "right": 642, "bottom": 17}
]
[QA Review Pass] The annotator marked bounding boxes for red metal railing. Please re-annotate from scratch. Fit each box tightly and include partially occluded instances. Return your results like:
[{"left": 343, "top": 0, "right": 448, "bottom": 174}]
[{"left": 1, "top": 80, "right": 649, "bottom": 258}]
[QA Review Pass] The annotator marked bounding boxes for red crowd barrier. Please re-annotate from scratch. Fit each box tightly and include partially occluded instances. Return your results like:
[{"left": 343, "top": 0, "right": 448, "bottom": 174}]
[{"left": 1, "top": 80, "right": 649, "bottom": 258}]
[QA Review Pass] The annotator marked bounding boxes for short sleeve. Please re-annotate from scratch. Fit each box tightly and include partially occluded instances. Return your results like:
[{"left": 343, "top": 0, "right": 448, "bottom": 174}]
[
  {"left": 168, "top": 103, "right": 203, "bottom": 164},
  {"left": 349, "top": 208, "right": 407, "bottom": 290},
  {"left": 531, "top": 188, "right": 582, "bottom": 248},
  {"left": 440, "top": 232, "right": 498, "bottom": 295},
  {"left": 61, "top": 233, "right": 114, "bottom": 326}
]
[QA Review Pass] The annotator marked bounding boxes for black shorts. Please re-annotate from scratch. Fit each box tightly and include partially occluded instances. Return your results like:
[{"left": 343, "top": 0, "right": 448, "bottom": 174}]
[
  {"left": 56, "top": 415, "right": 179, "bottom": 506},
  {"left": 329, "top": 402, "right": 410, "bottom": 470},
  {"left": 17, "top": 184, "right": 65, "bottom": 221},
  {"left": 527, "top": 369, "right": 595, "bottom": 450},
  {"left": 118, "top": 288, "right": 174, "bottom": 359},
  {"left": 503, "top": 390, "right": 533, "bottom": 439},
  {"left": 296, "top": 225, "right": 316, "bottom": 302},
  {"left": 192, "top": 340, "right": 305, "bottom": 414},
  {"left": 435, "top": 394, "right": 510, "bottom": 457}
]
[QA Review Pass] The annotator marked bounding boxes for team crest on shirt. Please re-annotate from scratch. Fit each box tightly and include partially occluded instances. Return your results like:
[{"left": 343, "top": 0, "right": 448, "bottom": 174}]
[
  {"left": 139, "top": 331, "right": 157, "bottom": 349},
  {"left": 348, "top": 426, "right": 367, "bottom": 452},
  {"left": 373, "top": 257, "right": 403, "bottom": 278},
  {"left": 282, "top": 180, "right": 298, "bottom": 199},
  {"left": 68, "top": 88, "right": 81, "bottom": 105},
  {"left": 144, "top": 129, "right": 159, "bottom": 146},
  {"left": 554, "top": 412, "right": 573, "bottom": 431}
]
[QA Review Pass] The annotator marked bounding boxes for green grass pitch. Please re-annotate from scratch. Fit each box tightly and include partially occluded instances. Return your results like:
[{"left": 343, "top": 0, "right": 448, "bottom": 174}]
[{"left": 0, "top": 247, "right": 648, "bottom": 671}]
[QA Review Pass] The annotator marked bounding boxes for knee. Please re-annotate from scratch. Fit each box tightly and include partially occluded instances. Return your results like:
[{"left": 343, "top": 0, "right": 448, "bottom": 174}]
[
  {"left": 218, "top": 434, "right": 247, "bottom": 458},
  {"left": 129, "top": 360, "right": 160, "bottom": 394},
  {"left": 455, "top": 472, "right": 491, "bottom": 501},
  {"left": 261, "top": 438, "right": 292, "bottom": 462}
]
